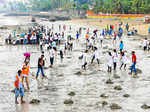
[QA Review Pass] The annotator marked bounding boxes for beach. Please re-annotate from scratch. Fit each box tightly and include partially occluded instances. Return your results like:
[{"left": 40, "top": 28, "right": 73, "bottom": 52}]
[{"left": 0, "top": 14, "right": 150, "bottom": 112}]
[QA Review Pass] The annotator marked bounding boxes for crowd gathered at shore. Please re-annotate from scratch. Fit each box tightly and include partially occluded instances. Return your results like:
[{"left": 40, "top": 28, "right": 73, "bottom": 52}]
[{"left": 10, "top": 21, "right": 150, "bottom": 104}]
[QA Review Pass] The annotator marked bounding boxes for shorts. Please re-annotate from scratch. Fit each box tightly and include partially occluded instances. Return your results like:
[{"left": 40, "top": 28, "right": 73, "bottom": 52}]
[
  {"left": 144, "top": 46, "right": 147, "bottom": 51},
  {"left": 15, "top": 88, "right": 24, "bottom": 98}
]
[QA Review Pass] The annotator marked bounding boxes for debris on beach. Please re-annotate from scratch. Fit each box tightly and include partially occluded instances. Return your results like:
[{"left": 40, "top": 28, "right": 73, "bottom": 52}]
[
  {"left": 30, "top": 99, "right": 40, "bottom": 104},
  {"left": 75, "top": 71, "right": 82, "bottom": 75},
  {"left": 102, "top": 101, "right": 108, "bottom": 107},
  {"left": 114, "top": 85, "right": 122, "bottom": 90},
  {"left": 68, "top": 92, "right": 76, "bottom": 96},
  {"left": 110, "top": 103, "right": 122, "bottom": 110},
  {"left": 106, "top": 79, "right": 114, "bottom": 84},
  {"left": 64, "top": 99, "right": 74, "bottom": 105},
  {"left": 141, "top": 104, "right": 150, "bottom": 109},
  {"left": 100, "top": 93, "right": 109, "bottom": 98},
  {"left": 123, "top": 94, "right": 130, "bottom": 98}
]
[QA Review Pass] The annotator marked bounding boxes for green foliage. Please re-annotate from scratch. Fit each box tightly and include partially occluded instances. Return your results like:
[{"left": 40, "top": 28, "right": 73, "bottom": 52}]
[{"left": 4, "top": 0, "right": 150, "bottom": 14}]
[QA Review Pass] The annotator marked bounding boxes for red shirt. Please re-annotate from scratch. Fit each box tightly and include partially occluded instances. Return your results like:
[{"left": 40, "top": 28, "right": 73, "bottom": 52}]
[{"left": 132, "top": 54, "right": 136, "bottom": 63}]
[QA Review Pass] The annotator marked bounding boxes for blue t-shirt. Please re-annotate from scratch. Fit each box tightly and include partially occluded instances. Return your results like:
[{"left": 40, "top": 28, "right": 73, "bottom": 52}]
[
  {"left": 148, "top": 28, "right": 150, "bottom": 33},
  {"left": 76, "top": 33, "right": 79, "bottom": 38},
  {"left": 120, "top": 43, "right": 124, "bottom": 50},
  {"left": 52, "top": 41, "right": 56, "bottom": 48},
  {"left": 14, "top": 75, "right": 23, "bottom": 88}
]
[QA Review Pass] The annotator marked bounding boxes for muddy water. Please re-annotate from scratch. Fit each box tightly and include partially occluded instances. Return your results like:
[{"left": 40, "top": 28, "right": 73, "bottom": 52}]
[{"left": 0, "top": 14, "right": 150, "bottom": 112}]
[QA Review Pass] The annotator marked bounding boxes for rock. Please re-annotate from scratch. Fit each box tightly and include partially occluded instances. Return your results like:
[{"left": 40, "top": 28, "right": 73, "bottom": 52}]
[
  {"left": 113, "top": 74, "right": 120, "bottom": 79},
  {"left": 100, "top": 94, "right": 109, "bottom": 98},
  {"left": 75, "top": 71, "right": 82, "bottom": 75},
  {"left": 64, "top": 99, "right": 74, "bottom": 105},
  {"left": 103, "top": 46, "right": 108, "bottom": 49},
  {"left": 108, "top": 48, "right": 113, "bottom": 51},
  {"left": 110, "top": 103, "right": 122, "bottom": 110},
  {"left": 141, "top": 104, "right": 150, "bottom": 109},
  {"left": 106, "top": 79, "right": 114, "bottom": 84},
  {"left": 102, "top": 51, "right": 106, "bottom": 54},
  {"left": 66, "top": 56, "right": 72, "bottom": 59},
  {"left": 114, "top": 85, "right": 122, "bottom": 90},
  {"left": 68, "top": 92, "right": 76, "bottom": 96},
  {"left": 30, "top": 99, "right": 40, "bottom": 104},
  {"left": 133, "top": 75, "right": 139, "bottom": 78},
  {"left": 0, "top": 26, "right": 8, "bottom": 29},
  {"left": 136, "top": 68, "right": 142, "bottom": 74},
  {"left": 123, "top": 94, "right": 130, "bottom": 98},
  {"left": 102, "top": 101, "right": 108, "bottom": 106}
]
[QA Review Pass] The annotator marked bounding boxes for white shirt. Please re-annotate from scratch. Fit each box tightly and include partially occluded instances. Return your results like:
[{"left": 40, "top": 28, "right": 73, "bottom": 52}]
[
  {"left": 143, "top": 39, "right": 148, "bottom": 47},
  {"left": 107, "top": 55, "right": 113, "bottom": 67},
  {"left": 49, "top": 49, "right": 55, "bottom": 58},
  {"left": 82, "top": 53, "right": 87, "bottom": 65},
  {"left": 112, "top": 52, "right": 117, "bottom": 63},
  {"left": 94, "top": 50, "right": 100, "bottom": 59},
  {"left": 99, "top": 35, "right": 103, "bottom": 40},
  {"left": 25, "top": 35, "right": 28, "bottom": 39},
  {"left": 122, "top": 55, "right": 128, "bottom": 64}
]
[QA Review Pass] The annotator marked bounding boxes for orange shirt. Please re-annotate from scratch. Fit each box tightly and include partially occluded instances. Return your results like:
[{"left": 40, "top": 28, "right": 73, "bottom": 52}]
[
  {"left": 22, "top": 64, "right": 30, "bottom": 75},
  {"left": 85, "top": 34, "right": 89, "bottom": 39}
]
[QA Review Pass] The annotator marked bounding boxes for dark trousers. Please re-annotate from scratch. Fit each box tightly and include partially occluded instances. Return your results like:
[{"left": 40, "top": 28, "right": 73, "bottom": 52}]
[{"left": 50, "top": 57, "right": 54, "bottom": 65}]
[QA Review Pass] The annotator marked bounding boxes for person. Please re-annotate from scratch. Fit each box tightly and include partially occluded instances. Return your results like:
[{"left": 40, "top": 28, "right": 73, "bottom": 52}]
[
  {"left": 99, "top": 34, "right": 103, "bottom": 47},
  {"left": 24, "top": 52, "right": 31, "bottom": 63},
  {"left": 22, "top": 61, "right": 30, "bottom": 91},
  {"left": 126, "top": 23, "right": 129, "bottom": 32},
  {"left": 113, "top": 32, "right": 117, "bottom": 46},
  {"left": 76, "top": 31, "right": 80, "bottom": 41},
  {"left": 36, "top": 55, "right": 45, "bottom": 79},
  {"left": 120, "top": 52, "right": 128, "bottom": 70},
  {"left": 148, "top": 41, "right": 150, "bottom": 51},
  {"left": 14, "top": 70, "right": 25, "bottom": 104},
  {"left": 82, "top": 50, "right": 88, "bottom": 70},
  {"left": 112, "top": 49, "right": 118, "bottom": 71},
  {"left": 120, "top": 41, "right": 124, "bottom": 53},
  {"left": 91, "top": 47, "right": 100, "bottom": 65},
  {"left": 143, "top": 38, "right": 148, "bottom": 51},
  {"left": 130, "top": 51, "right": 137, "bottom": 75},
  {"left": 118, "top": 27, "right": 123, "bottom": 39},
  {"left": 60, "top": 49, "right": 64, "bottom": 62},
  {"left": 85, "top": 33, "right": 89, "bottom": 42},
  {"left": 107, "top": 52, "right": 113, "bottom": 73},
  {"left": 39, "top": 39, "right": 43, "bottom": 51},
  {"left": 49, "top": 47, "right": 55, "bottom": 68}
]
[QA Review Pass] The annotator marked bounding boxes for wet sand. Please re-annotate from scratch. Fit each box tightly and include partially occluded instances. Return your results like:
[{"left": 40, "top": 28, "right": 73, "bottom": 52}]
[{"left": 0, "top": 15, "right": 150, "bottom": 112}]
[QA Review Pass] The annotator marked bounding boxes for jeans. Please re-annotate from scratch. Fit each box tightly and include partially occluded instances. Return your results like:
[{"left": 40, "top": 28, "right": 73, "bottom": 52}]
[
  {"left": 50, "top": 57, "right": 54, "bottom": 65},
  {"left": 24, "top": 39, "right": 27, "bottom": 44},
  {"left": 36, "top": 67, "right": 45, "bottom": 77},
  {"left": 131, "top": 62, "right": 136, "bottom": 73}
]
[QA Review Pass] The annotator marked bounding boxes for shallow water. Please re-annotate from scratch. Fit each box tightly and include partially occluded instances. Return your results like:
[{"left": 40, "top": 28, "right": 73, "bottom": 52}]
[{"left": 0, "top": 14, "right": 150, "bottom": 112}]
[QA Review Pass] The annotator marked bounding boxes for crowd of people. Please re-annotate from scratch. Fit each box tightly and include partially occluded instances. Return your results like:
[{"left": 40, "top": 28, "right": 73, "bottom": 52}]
[{"left": 13, "top": 21, "right": 148, "bottom": 104}]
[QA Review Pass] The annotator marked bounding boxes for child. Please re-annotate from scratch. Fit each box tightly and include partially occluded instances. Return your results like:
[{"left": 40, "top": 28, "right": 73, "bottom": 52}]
[{"left": 14, "top": 70, "right": 25, "bottom": 104}]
